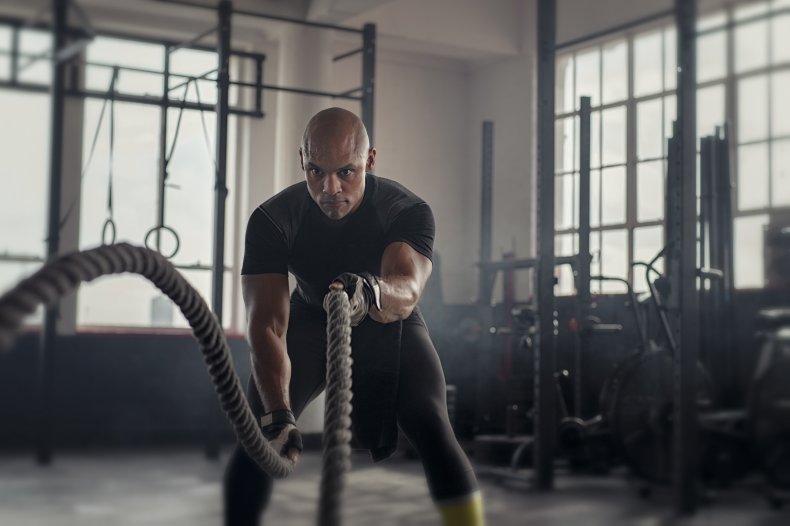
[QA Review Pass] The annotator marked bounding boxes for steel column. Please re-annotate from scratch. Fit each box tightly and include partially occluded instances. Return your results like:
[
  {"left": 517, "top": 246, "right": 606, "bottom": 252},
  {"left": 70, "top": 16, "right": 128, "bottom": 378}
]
[
  {"left": 674, "top": 0, "right": 699, "bottom": 514},
  {"left": 206, "top": 0, "right": 232, "bottom": 460},
  {"left": 37, "top": 0, "right": 69, "bottom": 465},
  {"left": 575, "top": 97, "right": 592, "bottom": 417},
  {"left": 534, "top": 0, "right": 557, "bottom": 490},
  {"left": 157, "top": 50, "right": 170, "bottom": 253},
  {"left": 361, "top": 23, "right": 376, "bottom": 144},
  {"left": 479, "top": 121, "right": 494, "bottom": 304}
]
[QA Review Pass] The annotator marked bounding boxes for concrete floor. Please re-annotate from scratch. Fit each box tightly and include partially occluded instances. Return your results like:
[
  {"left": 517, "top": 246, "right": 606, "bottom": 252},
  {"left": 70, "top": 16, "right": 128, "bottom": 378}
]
[{"left": 0, "top": 449, "right": 788, "bottom": 525}]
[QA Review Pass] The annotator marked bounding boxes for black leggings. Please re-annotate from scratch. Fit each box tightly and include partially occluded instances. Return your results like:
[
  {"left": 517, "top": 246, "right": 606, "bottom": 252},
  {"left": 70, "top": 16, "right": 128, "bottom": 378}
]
[{"left": 223, "top": 313, "right": 477, "bottom": 525}]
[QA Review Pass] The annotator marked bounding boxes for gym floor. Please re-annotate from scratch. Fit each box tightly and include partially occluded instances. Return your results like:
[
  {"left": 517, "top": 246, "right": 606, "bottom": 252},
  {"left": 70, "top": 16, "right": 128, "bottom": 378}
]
[{"left": 0, "top": 449, "right": 787, "bottom": 525}]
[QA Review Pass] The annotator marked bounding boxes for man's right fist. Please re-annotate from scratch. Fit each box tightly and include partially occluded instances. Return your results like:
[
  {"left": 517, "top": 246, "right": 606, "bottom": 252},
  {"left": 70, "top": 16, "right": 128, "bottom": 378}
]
[{"left": 261, "top": 410, "right": 303, "bottom": 461}]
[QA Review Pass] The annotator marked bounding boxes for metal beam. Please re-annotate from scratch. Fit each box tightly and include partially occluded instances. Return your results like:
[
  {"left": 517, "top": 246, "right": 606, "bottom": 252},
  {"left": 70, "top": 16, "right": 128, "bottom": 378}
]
[
  {"left": 674, "top": 0, "right": 699, "bottom": 514},
  {"left": 478, "top": 121, "right": 494, "bottom": 305},
  {"left": 361, "top": 23, "right": 376, "bottom": 144},
  {"left": 556, "top": 9, "right": 673, "bottom": 50},
  {"left": 534, "top": 0, "right": 557, "bottom": 491},
  {"left": 37, "top": 0, "right": 69, "bottom": 466},
  {"left": 575, "top": 96, "right": 592, "bottom": 417}
]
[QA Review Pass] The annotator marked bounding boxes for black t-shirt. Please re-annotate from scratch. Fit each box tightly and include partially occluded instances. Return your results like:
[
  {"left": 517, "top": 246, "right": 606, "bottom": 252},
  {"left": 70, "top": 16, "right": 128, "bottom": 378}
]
[{"left": 241, "top": 173, "right": 435, "bottom": 311}]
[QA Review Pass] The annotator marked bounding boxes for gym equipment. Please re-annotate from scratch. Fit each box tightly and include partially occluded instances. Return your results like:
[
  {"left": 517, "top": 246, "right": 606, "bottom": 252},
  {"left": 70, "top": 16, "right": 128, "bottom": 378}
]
[{"left": 0, "top": 243, "right": 353, "bottom": 526}]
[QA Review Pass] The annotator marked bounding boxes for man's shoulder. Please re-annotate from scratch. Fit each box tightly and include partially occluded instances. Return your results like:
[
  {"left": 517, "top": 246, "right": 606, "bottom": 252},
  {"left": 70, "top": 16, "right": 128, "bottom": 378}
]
[
  {"left": 370, "top": 175, "right": 429, "bottom": 222},
  {"left": 256, "top": 181, "right": 308, "bottom": 222}
]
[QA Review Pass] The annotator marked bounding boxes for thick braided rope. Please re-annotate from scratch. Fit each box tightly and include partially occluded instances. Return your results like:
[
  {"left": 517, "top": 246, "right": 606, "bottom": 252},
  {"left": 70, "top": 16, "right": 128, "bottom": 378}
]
[
  {"left": 0, "top": 243, "right": 294, "bottom": 478},
  {"left": 319, "top": 290, "right": 354, "bottom": 526}
]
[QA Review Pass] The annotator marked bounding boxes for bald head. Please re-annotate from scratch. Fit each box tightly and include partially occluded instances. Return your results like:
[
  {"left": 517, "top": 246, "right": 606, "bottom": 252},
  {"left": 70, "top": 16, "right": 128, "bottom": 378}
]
[
  {"left": 301, "top": 107, "right": 370, "bottom": 160},
  {"left": 299, "top": 108, "right": 376, "bottom": 220}
]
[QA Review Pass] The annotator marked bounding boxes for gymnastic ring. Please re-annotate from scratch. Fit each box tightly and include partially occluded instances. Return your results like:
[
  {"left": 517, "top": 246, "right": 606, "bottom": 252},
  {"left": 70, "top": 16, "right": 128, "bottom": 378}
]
[
  {"left": 144, "top": 225, "right": 181, "bottom": 260},
  {"left": 101, "top": 218, "right": 116, "bottom": 246}
]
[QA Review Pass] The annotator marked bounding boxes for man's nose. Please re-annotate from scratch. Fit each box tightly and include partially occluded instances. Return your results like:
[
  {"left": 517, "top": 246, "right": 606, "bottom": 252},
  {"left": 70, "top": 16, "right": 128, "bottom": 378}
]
[{"left": 323, "top": 173, "right": 341, "bottom": 194}]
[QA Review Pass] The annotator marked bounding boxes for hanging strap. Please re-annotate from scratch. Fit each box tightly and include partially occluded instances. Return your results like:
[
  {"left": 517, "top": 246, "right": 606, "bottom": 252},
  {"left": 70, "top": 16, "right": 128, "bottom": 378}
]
[{"left": 101, "top": 67, "right": 119, "bottom": 245}]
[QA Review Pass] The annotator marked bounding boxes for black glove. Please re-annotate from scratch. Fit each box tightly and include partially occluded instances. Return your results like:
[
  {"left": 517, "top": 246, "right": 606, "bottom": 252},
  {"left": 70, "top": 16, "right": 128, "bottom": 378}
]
[
  {"left": 261, "top": 409, "right": 303, "bottom": 460},
  {"left": 323, "top": 272, "right": 381, "bottom": 326}
]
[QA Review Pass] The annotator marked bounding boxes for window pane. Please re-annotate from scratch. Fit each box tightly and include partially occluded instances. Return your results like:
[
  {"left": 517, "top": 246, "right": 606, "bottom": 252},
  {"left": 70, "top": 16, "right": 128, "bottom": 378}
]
[
  {"left": 633, "top": 225, "right": 664, "bottom": 292},
  {"left": 600, "top": 229, "right": 628, "bottom": 292},
  {"left": 697, "top": 84, "right": 725, "bottom": 140},
  {"left": 555, "top": 234, "right": 578, "bottom": 296},
  {"left": 602, "top": 39, "right": 627, "bottom": 103},
  {"left": 591, "top": 169, "right": 601, "bottom": 228},
  {"left": 0, "top": 26, "right": 10, "bottom": 80},
  {"left": 575, "top": 48, "right": 600, "bottom": 108},
  {"left": 738, "top": 143, "right": 770, "bottom": 210},
  {"left": 79, "top": 101, "right": 160, "bottom": 249},
  {"left": 698, "top": 11, "right": 727, "bottom": 31},
  {"left": 18, "top": 29, "right": 51, "bottom": 84},
  {"left": 591, "top": 110, "right": 601, "bottom": 168},
  {"left": 555, "top": 173, "right": 578, "bottom": 230},
  {"left": 637, "top": 160, "right": 665, "bottom": 222},
  {"left": 735, "top": 1, "right": 769, "bottom": 19},
  {"left": 738, "top": 75, "right": 769, "bottom": 143},
  {"left": 165, "top": 108, "right": 218, "bottom": 266},
  {"left": 0, "top": 91, "right": 49, "bottom": 256},
  {"left": 773, "top": 139, "right": 790, "bottom": 206},
  {"left": 556, "top": 116, "right": 575, "bottom": 173},
  {"left": 697, "top": 31, "right": 727, "bottom": 83},
  {"left": 590, "top": 230, "right": 601, "bottom": 293},
  {"left": 634, "top": 30, "right": 663, "bottom": 97},
  {"left": 601, "top": 106, "right": 626, "bottom": 165},
  {"left": 735, "top": 21, "right": 769, "bottom": 73},
  {"left": 664, "top": 95, "right": 676, "bottom": 152},
  {"left": 601, "top": 166, "right": 626, "bottom": 225},
  {"left": 637, "top": 98, "right": 663, "bottom": 160},
  {"left": 734, "top": 214, "right": 768, "bottom": 289},
  {"left": 771, "top": 72, "right": 790, "bottom": 136},
  {"left": 78, "top": 275, "right": 164, "bottom": 327},
  {"left": 557, "top": 54, "right": 575, "bottom": 114},
  {"left": 87, "top": 36, "right": 164, "bottom": 72},
  {"left": 664, "top": 27, "right": 676, "bottom": 91},
  {"left": 773, "top": 15, "right": 790, "bottom": 64}
]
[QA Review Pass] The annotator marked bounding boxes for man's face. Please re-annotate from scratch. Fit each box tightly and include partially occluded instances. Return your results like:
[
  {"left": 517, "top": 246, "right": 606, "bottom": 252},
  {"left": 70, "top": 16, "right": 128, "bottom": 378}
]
[{"left": 300, "top": 135, "right": 375, "bottom": 220}]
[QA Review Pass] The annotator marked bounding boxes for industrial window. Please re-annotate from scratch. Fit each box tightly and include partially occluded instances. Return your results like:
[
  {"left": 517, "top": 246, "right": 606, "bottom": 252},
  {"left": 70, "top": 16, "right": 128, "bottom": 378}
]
[
  {"left": 0, "top": 28, "right": 53, "bottom": 326},
  {"left": 555, "top": 0, "right": 790, "bottom": 294},
  {"left": 77, "top": 37, "right": 238, "bottom": 330}
]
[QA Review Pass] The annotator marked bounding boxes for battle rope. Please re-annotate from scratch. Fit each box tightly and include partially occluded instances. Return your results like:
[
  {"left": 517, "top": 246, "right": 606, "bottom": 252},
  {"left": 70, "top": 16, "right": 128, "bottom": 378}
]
[{"left": 0, "top": 243, "right": 353, "bottom": 524}]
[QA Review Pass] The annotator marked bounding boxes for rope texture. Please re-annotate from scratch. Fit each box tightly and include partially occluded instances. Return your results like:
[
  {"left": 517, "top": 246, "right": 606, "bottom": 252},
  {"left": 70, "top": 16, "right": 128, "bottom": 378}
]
[
  {"left": 0, "top": 243, "right": 355, "bottom": 523},
  {"left": 320, "top": 290, "right": 354, "bottom": 526}
]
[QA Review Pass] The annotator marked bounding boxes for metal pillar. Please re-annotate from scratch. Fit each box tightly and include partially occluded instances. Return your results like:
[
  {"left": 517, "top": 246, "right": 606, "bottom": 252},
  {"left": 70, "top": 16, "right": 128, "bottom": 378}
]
[
  {"left": 674, "top": 0, "right": 699, "bottom": 514},
  {"left": 575, "top": 97, "right": 592, "bottom": 417},
  {"left": 534, "top": 0, "right": 557, "bottom": 490},
  {"left": 206, "top": 0, "right": 232, "bottom": 460},
  {"left": 361, "top": 23, "right": 376, "bottom": 144},
  {"left": 157, "top": 51, "right": 170, "bottom": 252},
  {"left": 478, "top": 121, "right": 494, "bottom": 304},
  {"left": 37, "top": 0, "right": 69, "bottom": 465}
]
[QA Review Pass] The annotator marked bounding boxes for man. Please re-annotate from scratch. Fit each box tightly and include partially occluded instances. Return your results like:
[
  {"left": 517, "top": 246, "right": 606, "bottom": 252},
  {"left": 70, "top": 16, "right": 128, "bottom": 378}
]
[{"left": 224, "top": 107, "right": 484, "bottom": 525}]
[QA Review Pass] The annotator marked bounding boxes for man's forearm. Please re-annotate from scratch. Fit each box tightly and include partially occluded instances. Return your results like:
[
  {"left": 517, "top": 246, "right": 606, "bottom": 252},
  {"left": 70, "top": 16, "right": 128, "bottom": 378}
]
[{"left": 249, "top": 328, "right": 292, "bottom": 412}]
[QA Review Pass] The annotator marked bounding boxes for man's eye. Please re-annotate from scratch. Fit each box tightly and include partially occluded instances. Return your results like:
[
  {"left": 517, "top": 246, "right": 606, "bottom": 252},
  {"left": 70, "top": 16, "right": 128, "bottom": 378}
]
[
  {"left": 339, "top": 169, "right": 353, "bottom": 177},
  {"left": 310, "top": 168, "right": 322, "bottom": 176}
]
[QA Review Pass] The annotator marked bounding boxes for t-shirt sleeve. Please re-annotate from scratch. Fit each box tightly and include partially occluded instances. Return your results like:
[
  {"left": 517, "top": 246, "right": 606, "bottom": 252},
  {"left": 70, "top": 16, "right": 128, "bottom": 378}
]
[
  {"left": 385, "top": 202, "right": 435, "bottom": 262},
  {"left": 241, "top": 208, "right": 289, "bottom": 275}
]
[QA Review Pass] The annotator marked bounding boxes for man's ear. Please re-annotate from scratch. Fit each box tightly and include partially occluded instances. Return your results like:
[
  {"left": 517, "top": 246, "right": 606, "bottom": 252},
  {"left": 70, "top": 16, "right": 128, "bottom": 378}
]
[
  {"left": 366, "top": 147, "right": 377, "bottom": 172},
  {"left": 299, "top": 148, "right": 305, "bottom": 171}
]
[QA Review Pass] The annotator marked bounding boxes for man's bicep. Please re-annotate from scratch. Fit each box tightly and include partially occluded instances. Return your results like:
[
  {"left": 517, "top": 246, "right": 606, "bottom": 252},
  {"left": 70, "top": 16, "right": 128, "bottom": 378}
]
[
  {"left": 241, "top": 273, "right": 290, "bottom": 337},
  {"left": 380, "top": 241, "right": 433, "bottom": 292}
]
